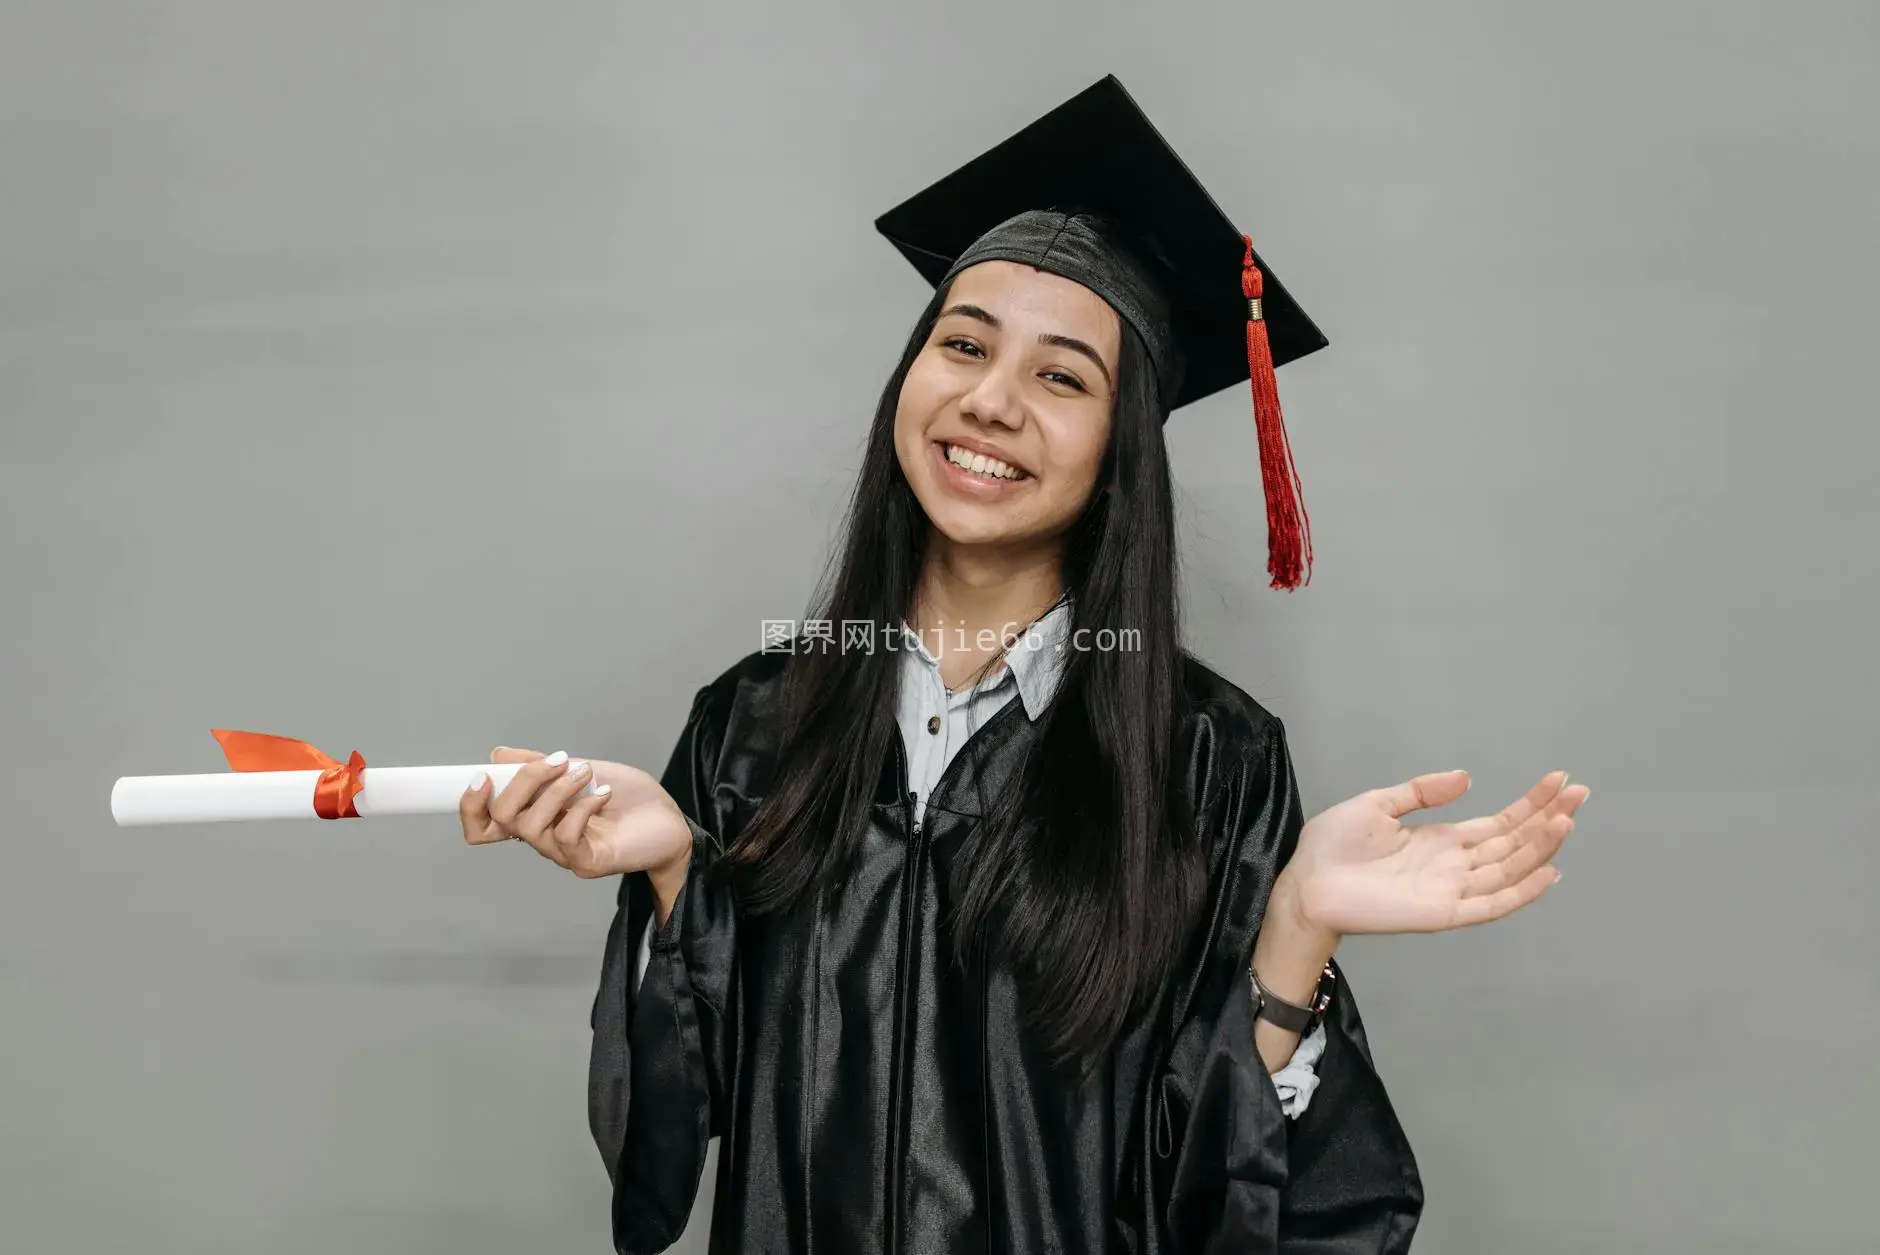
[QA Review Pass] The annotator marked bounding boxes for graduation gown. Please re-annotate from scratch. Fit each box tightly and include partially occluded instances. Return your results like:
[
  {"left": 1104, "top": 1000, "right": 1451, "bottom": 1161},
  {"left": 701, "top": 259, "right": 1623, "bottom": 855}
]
[{"left": 588, "top": 648, "right": 1423, "bottom": 1253}]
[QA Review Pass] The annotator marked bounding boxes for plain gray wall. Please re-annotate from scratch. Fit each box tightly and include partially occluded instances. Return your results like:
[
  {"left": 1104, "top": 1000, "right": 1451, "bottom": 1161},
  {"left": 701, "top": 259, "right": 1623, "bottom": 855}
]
[{"left": 3, "top": 2, "right": 1875, "bottom": 1252}]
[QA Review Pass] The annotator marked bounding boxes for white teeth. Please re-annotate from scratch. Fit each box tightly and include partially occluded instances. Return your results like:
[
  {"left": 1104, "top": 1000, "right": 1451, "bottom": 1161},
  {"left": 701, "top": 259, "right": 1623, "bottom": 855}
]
[{"left": 945, "top": 444, "right": 1023, "bottom": 481}]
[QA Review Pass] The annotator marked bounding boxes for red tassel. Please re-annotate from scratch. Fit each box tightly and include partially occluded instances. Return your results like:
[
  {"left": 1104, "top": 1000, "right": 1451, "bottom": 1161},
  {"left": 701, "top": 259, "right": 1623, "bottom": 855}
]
[{"left": 1242, "top": 236, "right": 1312, "bottom": 590}]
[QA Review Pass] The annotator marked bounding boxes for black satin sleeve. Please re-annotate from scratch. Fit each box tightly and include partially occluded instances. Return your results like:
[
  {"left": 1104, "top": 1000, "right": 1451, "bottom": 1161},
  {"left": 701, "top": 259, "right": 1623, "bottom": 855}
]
[
  {"left": 588, "top": 683, "right": 740, "bottom": 1254},
  {"left": 1154, "top": 714, "right": 1423, "bottom": 1254}
]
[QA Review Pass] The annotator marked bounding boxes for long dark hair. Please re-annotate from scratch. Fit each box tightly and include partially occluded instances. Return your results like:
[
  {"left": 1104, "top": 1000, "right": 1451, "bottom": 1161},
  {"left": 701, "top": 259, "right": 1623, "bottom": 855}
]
[{"left": 717, "top": 247, "right": 1206, "bottom": 1066}]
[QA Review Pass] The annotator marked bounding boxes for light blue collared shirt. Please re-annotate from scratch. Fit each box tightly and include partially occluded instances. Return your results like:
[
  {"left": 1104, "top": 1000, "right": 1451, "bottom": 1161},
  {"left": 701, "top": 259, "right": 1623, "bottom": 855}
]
[{"left": 893, "top": 599, "right": 1075, "bottom": 831}]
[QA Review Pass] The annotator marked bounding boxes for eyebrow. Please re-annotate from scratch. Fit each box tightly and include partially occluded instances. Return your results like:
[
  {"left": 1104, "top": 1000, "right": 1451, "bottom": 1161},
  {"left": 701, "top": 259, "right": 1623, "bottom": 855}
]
[{"left": 938, "top": 302, "right": 1115, "bottom": 391}]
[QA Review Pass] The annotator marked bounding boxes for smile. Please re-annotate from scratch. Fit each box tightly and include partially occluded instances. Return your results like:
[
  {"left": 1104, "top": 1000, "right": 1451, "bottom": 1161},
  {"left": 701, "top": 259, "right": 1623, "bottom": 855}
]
[{"left": 935, "top": 441, "right": 1031, "bottom": 486}]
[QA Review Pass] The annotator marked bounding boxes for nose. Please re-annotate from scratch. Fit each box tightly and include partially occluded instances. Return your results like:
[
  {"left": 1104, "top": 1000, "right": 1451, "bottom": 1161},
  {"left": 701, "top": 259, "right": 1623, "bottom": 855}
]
[{"left": 957, "top": 366, "right": 1023, "bottom": 430}]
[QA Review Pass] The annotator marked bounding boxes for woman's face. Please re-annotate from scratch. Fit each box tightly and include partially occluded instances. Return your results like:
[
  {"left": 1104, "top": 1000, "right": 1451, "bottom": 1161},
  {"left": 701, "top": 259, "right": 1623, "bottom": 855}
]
[{"left": 894, "top": 260, "right": 1120, "bottom": 551}]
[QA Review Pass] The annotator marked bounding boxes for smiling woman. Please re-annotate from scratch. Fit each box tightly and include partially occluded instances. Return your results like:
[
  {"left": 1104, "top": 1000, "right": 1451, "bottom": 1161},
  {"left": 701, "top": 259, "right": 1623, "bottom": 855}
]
[{"left": 458, "top": 74, "right": 1584, "bottom": 1255}]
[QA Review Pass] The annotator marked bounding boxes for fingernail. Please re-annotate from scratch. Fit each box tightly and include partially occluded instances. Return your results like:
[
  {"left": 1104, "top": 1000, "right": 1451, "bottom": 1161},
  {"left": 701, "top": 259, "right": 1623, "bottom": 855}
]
[
  {"left": 468, "top": 772, "right": 487, "bottom": 791},
  {"left": 545, "top": 750, "right": 568, "bottom": 767},
  {"left": 1552, "top": 869, "right": 1563, "bottom": 884},
  {"left": 570, "top": 759, "right": 591, "bottom": 777},
  {"left": 594, "top": 784, "right": 612, "bottom": 797}
]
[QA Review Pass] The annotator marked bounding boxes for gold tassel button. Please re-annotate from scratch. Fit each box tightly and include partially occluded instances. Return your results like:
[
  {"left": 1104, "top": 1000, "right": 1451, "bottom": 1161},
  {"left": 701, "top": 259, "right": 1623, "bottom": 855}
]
[{"left": 1247, "top": 297, "right": 1264, "bottom": 321}]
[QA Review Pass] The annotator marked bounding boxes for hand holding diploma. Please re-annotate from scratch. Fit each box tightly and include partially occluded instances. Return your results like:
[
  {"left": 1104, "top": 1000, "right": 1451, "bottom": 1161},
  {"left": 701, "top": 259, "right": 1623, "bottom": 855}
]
[
  {"left": 461, "top": 747, "right": 694, "bottom": 920},
  {"left": 111, "top": 730, "right": 695, "bottom": 916}
]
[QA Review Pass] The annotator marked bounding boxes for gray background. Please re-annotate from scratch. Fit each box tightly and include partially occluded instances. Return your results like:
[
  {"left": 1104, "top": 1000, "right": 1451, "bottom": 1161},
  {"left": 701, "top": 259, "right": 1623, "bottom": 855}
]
[{"left": 3, "top": 2, "right": 1874, "bottom": 1252}]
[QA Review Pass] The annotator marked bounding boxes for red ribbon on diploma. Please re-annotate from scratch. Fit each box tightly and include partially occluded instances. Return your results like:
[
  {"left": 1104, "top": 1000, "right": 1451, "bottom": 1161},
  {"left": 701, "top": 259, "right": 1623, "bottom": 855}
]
[{"left": 210, "top": 729, "right": 368, "bottom": 819}]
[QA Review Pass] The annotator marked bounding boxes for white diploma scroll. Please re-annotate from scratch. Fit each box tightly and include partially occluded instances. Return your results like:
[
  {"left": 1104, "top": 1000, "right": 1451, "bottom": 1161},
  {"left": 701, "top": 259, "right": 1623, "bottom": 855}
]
[{"left": 111, "top": 763, "right": 595, "bottom": 826}]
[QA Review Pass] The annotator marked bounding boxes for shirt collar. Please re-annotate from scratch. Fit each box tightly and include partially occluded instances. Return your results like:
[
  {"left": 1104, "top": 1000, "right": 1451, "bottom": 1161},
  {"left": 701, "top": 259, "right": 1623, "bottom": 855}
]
[
  {"left": 898, "top": 597, "right": 1074, "bottom": 722},
  {"left": 1000, "top": 597, "right": 1072, "bottom": 719}
]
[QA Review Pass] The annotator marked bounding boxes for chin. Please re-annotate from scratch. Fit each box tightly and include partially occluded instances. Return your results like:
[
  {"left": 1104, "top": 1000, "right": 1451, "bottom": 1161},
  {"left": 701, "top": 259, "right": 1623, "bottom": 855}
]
[
  {"left": 929, "top": 515, "right": 1021, "bottom": 548},
  {"left": 921, "top": 499, "right": 1047, "bottom": 549}
]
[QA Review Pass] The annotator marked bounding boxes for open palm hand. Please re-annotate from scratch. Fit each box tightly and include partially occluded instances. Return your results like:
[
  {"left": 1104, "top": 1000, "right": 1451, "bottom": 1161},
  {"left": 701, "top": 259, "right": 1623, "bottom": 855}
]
[{"left": 1288, "top": 769, "right": 1588, "bottom": 937}]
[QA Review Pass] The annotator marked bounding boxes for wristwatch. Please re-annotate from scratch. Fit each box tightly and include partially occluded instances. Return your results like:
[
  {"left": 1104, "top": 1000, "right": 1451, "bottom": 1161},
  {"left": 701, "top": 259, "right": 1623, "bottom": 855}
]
[{"left": 1249, "top": 962, "right": 1336, "bottom": 1033}]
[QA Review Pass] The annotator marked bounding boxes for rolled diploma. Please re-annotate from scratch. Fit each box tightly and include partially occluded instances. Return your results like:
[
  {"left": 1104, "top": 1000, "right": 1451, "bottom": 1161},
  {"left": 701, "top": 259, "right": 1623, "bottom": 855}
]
[{"left": 111, "top": 763, "right": 595, "bottom": 826}]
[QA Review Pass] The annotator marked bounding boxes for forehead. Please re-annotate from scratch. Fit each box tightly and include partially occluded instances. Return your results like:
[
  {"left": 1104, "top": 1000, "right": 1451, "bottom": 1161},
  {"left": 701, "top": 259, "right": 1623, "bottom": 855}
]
[{"left": 942, "top": 260, "right": 1120, "bottom": 347}]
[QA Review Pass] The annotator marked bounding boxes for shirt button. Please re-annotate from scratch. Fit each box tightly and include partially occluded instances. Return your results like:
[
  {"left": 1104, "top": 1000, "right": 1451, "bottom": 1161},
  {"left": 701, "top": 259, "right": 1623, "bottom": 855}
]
[{"left": 927, "top": 715, "right": 941, "bottom": 734}]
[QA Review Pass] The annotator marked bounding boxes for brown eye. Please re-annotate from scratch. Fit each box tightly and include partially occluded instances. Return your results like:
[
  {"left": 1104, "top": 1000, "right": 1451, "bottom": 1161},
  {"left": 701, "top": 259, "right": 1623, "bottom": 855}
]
[
  {"left": 942, "top": 337, "right": 984, "bottom": 358},
  {"left": 1042, "top": 370, "right": 1087, "bottom": 393}
]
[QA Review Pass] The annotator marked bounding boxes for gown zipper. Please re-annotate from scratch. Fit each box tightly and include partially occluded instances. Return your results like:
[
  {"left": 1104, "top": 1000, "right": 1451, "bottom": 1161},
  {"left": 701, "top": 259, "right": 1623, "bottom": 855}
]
[
  {"left": 883, "top": 702, "right": 1022, "bottom": 1253},
  {"left": 885, "top": 738, "right": 918, "bottom": 1255}
]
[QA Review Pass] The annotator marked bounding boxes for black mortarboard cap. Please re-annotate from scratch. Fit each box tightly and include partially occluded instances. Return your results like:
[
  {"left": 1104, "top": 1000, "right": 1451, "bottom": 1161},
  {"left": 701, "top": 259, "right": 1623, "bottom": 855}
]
[{"left": 875, "top": 74, "right": 1320, "bottom": 589}]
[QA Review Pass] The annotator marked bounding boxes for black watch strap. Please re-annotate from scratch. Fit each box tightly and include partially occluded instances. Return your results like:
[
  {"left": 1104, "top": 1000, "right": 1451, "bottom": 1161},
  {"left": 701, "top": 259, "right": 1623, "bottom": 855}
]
[{"left": 1250, "top": 963, "right": 1335, "bottom": 1033}]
